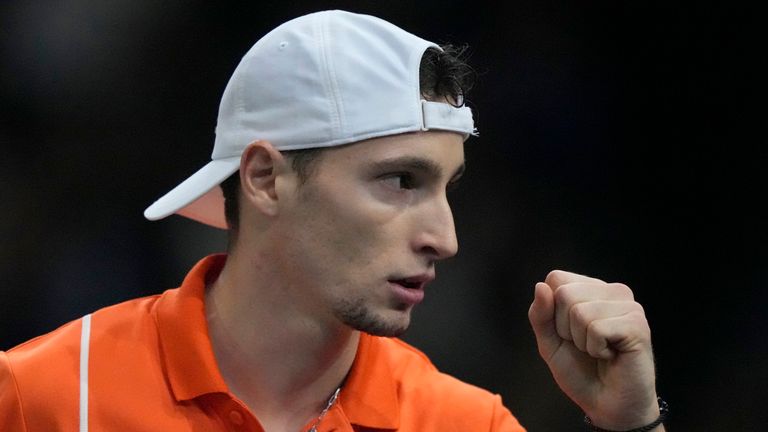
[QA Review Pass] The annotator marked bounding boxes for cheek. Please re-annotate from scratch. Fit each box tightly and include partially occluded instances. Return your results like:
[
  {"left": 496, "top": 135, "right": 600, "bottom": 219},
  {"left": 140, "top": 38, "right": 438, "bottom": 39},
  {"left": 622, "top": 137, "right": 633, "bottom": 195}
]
[{"left": 294, "top": 183, "right": 399, "bottom": 274}]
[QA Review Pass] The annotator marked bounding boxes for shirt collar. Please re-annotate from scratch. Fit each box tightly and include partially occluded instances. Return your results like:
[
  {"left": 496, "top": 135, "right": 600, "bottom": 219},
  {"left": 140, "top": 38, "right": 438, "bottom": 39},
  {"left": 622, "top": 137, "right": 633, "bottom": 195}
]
[
  {"left": 339, "top": 332, "right": 401, "bottom": 429},
  {"left": 155, "top": 254, "right": 229, "bottom": 401},
  {"left": 154, "top": 254, "right": 401, "bottom": 428}
]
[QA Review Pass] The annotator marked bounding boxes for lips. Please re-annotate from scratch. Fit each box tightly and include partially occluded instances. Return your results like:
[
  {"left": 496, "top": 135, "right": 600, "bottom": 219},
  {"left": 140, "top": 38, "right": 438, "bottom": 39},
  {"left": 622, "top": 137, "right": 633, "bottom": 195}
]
[
  {"left": 391, "top": 278, "right": 424, "bottom": 290},
  {"left": 389, "top": 272, "right": 434, "bottom": 287},
  {"left": 387, "top": 273, "right": 434, "bottom": 305}
]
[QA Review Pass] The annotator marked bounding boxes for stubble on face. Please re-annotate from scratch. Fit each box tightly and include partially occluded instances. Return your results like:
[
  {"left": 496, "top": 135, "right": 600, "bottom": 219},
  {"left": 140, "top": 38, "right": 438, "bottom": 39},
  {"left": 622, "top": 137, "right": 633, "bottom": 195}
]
[
  {"left": 333, "top": 296, "right": 411, "bottom": 337},
  {"left": 279, "top": 131, "right": 464, "bottom": 339},
  {"left": 287, "top": 151, "right": 417, "bottom": 338}
]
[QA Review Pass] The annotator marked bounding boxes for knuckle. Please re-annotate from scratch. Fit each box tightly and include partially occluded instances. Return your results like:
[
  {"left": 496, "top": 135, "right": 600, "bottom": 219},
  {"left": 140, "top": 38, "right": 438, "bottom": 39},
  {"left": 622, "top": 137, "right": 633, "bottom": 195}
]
[
  {"left": 628, "top": 309, "right": 651, "bottom": 331},
  {"left": 586, "top": 316, "right": 605, "bottom": 338},
  {"left": 608, "top": 282, "right": 635, "bottom": 299},
  {"left": 631, "top": 302, "right": 646, "bottom": 315},
  {"left": 545, "top": 269, "right": 563, "bottom": 285},
  {"left": 553, "top": 281, "right": 580, "bottom": 301},
  {"left": 553, "top": 285, "right": 573, "bottom": 307},
  {"left": 569, "top": 302, "right": 588, "bottom": 323}
]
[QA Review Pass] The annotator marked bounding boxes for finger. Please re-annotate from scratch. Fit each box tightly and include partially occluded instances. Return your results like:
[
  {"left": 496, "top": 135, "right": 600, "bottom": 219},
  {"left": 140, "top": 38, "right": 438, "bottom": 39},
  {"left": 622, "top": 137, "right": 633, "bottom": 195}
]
[
  {"left": 554, "top": 282, "right": 635, "bottom": 341},
  {"left": 568, "top": 300, "right": 645, "bottom": 353},
  {"left": 544, "top": 269, "right": 604, "bottom": 289},
  {"left": 586, "top": 311, "right": 652, "bottom": 360},
  {"left": 528, "top": 282, "right": 560, "bottom": 361}
]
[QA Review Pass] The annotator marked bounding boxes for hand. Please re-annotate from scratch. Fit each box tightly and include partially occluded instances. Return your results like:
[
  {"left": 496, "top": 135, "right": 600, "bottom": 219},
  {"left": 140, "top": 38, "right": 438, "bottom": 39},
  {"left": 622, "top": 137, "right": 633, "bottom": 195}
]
[{"left": 528, "top": 270, "right": 663, "bottom": 430}]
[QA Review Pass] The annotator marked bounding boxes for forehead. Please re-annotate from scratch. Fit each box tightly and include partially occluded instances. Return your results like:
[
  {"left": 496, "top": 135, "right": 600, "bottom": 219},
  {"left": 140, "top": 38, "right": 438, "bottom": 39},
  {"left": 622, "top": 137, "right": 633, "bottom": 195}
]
[{"left": 316, "top": 131, "right": 466, "bottom": 174}]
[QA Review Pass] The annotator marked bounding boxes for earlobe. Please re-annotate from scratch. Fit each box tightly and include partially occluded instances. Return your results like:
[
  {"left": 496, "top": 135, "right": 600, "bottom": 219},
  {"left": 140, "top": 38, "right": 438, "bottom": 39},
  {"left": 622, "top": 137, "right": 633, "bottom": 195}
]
[{"left": 239, "top": 140, "right": 285, "bottom": 216}]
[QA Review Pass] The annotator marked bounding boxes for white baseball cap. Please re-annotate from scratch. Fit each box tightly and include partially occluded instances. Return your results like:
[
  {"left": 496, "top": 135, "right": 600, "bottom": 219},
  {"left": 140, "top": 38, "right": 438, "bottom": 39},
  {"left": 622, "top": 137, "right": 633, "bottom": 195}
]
[{"left": 143, "top": 10, "right": 477, "bottom": 229}]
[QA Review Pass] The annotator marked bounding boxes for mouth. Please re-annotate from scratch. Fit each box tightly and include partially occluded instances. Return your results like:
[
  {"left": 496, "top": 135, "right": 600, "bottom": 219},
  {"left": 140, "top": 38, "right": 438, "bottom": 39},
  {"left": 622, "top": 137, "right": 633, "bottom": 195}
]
[
  {"left": 387, "top": 273, "right": 434, "bottom": 305},
  {"left": 390, "top": 278, "right": 425, "bottom": 290},
  {"left": 389, "top": 272, "right": 434, "bottom": 288}
]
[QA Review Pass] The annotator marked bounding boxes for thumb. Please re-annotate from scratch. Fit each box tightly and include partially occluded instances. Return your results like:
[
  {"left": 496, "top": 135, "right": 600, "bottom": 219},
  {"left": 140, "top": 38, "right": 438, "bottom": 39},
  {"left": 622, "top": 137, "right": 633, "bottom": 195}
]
[{"left": 528, "top": 282, "right": 561, "bottom": 361}]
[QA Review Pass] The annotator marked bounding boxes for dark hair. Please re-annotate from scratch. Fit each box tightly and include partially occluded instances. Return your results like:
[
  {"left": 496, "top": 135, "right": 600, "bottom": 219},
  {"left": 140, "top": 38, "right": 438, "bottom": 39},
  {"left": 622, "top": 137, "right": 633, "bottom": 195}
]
[
  {"left": 419, "top": 44, "right": 475, "bottom": 107},
  {"left": 221, "top": 44, "right": 475, "bottom": 239}
]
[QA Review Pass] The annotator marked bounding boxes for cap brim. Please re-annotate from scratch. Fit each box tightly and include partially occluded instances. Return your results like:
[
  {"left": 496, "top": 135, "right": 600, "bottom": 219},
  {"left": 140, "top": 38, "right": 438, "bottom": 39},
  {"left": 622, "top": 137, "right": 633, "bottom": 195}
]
[{"left": 143, "top": 157, "right": 240, "bottom": 229}]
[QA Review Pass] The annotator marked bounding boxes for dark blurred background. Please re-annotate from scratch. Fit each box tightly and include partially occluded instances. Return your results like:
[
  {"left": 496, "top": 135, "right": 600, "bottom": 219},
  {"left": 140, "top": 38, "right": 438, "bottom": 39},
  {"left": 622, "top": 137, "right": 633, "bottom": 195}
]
[{"left": 1, "top": 1, "right": 765, "bottom": 430}]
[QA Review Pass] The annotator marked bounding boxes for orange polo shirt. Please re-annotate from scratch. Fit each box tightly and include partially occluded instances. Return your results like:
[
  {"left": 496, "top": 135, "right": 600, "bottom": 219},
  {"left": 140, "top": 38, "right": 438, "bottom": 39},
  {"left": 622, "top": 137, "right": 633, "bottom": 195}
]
[{"left": 0, "top": 255, "right": 525, "bottom": 431}]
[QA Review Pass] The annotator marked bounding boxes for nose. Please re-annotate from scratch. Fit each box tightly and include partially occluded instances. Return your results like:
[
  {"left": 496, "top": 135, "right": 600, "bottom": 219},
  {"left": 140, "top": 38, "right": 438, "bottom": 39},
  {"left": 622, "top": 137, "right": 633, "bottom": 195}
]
[{"left": 413, "top": 193, "right": 459, "bottom": 261}]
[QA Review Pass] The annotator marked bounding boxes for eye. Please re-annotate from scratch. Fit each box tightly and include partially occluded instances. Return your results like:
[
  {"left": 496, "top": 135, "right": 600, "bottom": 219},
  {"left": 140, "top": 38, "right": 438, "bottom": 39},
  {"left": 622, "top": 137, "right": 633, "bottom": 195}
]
[{"left": 381, "top": 173, "right": 416, "bottom": 190}]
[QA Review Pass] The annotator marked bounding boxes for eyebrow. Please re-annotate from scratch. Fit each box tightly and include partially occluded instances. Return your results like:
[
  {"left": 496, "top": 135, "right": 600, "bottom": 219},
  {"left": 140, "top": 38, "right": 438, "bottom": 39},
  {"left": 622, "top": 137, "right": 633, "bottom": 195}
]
[{"left": 368, "top": 156, "right": 466, "bottom": 181}]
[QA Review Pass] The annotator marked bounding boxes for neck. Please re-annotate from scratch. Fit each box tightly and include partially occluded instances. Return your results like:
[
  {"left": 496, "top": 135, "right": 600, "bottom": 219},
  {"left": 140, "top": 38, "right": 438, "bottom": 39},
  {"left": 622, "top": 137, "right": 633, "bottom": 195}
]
[{"left": 205, "top": 250, "right": 359, "bottom": 430}]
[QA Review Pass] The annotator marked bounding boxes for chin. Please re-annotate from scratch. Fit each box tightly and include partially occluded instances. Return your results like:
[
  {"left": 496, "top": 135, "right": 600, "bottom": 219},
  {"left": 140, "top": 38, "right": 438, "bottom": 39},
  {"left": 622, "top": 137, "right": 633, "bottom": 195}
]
[
  {"left": 356, "top": 319, "right": 410, "bottom": 337},
  {"left": 335, "top": 298, "right": 411, "bottom": 337}
]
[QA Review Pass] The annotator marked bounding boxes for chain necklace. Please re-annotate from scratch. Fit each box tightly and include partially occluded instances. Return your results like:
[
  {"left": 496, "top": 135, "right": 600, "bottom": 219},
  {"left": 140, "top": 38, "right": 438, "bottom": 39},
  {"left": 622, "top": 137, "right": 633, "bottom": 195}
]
[{"left": 307, "top": 387, "right": 341, "bottom": 432}]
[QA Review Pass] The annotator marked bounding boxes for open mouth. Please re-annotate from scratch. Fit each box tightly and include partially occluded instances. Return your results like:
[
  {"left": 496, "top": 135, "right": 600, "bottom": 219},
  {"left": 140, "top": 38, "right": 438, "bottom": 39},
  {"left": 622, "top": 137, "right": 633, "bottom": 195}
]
[
  {"left": 388, "top": 278, "right": 427, "bottom": 305},
  {"left": 390, "top": 278, "right": 423, "bottom": 290}
]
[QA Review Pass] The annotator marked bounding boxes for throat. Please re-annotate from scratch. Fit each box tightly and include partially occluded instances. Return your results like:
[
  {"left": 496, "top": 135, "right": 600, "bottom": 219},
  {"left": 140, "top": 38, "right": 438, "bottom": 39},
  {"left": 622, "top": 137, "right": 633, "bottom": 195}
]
[
  {"left": 207, "top": 297, "right": 358, "bottom": 429},
  {"left": 204, "top": 261, "right": 359, "bottom": 429}
]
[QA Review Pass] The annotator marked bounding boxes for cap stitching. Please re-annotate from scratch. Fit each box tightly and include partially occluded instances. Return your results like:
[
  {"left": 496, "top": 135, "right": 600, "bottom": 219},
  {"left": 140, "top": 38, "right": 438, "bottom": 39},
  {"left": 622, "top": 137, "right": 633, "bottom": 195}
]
[
  {"left": 323, "top": 13, "right": 345, "bottom": 138},
  {"left": 316, "top": 13, "right": 342, "bottom": 140}
]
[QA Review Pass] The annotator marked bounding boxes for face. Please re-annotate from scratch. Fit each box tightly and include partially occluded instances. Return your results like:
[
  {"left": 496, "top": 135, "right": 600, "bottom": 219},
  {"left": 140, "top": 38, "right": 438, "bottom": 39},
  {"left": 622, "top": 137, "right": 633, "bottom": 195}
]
[{"left": 272, "top": 131, "right": 465, "bottom": 337}]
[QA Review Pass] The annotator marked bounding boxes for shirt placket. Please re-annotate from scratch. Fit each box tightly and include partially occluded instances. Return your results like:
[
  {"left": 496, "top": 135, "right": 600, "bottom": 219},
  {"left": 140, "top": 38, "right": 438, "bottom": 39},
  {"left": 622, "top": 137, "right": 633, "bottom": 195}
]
[
  {"left": 200, "top": 393, "right": 264, "bottom": 432},
  {"left": 307, "top": 403, "right": 355, "bottom": 432}
]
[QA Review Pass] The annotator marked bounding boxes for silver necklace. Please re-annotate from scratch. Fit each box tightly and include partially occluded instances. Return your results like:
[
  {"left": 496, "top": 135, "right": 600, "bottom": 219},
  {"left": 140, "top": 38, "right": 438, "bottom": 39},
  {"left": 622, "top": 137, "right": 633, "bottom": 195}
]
[{"left": 307, "top": 387, "right": 341, "bottom": 432}]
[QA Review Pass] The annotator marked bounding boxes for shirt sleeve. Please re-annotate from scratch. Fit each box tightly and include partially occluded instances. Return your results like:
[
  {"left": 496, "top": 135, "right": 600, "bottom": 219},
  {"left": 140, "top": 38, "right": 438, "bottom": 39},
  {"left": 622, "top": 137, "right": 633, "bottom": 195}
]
[
  {"left": 490, "top": 394, "right": 526, "bottom": 432},
  {"left": 0, "top": 352, "right": 28, "bottom": 431}
]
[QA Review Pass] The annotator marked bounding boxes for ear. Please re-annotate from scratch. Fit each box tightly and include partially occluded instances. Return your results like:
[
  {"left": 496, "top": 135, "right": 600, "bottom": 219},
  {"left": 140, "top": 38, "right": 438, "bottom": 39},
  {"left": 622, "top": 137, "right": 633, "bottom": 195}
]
[{"left": 239, "top": 140, "right": 288, "bottom": 216}]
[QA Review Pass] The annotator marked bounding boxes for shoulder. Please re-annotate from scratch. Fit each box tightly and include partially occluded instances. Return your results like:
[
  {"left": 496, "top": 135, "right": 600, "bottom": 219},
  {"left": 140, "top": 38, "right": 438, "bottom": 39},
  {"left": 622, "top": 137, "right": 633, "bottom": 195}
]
[
  {"left": 5, "top": 293, "right": 163, "bottom": 363},
  {"left": 1, "top": 293, "right": 165, "bottom": 422}
]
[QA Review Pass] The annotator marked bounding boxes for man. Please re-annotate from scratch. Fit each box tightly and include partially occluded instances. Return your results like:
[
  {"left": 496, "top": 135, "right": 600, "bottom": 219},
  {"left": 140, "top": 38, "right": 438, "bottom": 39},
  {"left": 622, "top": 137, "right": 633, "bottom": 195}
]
[{"left": 0, "top": 10, "right": 666, "bottom": 432}]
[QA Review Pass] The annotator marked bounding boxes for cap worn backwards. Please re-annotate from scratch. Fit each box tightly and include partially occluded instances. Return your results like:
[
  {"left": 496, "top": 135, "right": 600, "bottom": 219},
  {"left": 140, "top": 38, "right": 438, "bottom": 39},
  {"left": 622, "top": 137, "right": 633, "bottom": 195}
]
[{"left": 143, "top": 9, "right": 477, "bottom": 229}]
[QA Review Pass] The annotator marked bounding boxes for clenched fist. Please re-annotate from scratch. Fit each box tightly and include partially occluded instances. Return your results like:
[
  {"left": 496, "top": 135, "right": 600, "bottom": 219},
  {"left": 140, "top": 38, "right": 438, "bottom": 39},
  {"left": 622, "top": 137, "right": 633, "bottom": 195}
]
[{"left": 528, "top": 270, "right": 665, "bottom": 431}]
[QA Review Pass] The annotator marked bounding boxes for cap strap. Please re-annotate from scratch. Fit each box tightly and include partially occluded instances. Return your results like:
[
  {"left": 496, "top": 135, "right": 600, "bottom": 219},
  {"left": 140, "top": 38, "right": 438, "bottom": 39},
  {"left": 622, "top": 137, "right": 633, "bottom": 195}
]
[{"left": 421, "top": 100, "right": 477, "bottom": 138}]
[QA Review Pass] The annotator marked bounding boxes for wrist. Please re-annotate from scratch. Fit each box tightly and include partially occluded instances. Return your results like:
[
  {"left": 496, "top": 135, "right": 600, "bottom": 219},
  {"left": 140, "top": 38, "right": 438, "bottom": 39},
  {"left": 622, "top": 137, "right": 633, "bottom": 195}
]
[{"left": 584, "top": 397, "right": 669, "bottom": 432}]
